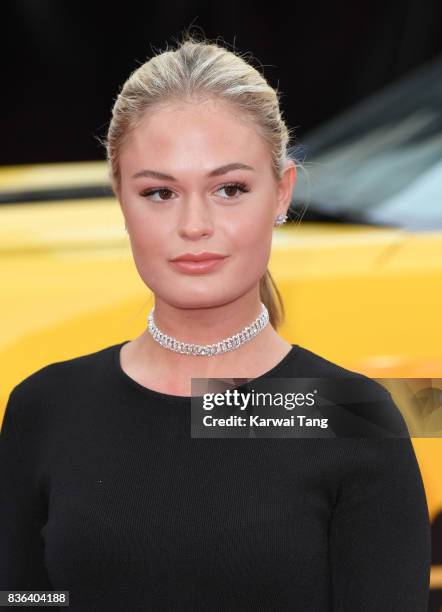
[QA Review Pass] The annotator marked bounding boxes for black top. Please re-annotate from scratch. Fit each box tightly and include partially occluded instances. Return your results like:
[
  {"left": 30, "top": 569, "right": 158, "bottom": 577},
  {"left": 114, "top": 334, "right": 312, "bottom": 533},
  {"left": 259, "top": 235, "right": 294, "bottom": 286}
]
[{"left": 0, "top": 341, "right": 431, "bottom": 611}]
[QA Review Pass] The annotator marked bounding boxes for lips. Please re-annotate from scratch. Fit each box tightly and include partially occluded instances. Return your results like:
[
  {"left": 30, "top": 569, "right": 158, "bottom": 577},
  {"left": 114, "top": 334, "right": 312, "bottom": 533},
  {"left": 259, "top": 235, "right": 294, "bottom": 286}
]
[
  {"left": 170, "top": 252, "right": 227, "bottom": 263},
  {"left": 170, "top": 256, "right": 228, "bottom": 275}
]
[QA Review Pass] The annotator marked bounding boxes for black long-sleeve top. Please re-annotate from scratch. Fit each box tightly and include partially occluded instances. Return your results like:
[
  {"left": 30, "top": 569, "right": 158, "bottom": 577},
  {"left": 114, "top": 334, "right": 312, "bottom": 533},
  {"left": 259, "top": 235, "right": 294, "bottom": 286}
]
[{"left": 0, "top": 341, "right": 431, "bottom": 611}]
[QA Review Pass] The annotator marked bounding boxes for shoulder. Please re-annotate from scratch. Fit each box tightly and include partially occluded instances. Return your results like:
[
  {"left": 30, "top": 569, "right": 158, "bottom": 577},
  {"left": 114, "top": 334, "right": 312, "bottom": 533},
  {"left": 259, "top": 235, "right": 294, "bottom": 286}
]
[
  {"left": 5, "top": 342, "right": 122, "bottom": 423},
  {"left": 293, "top": 343, "right": 379, "bottom": 383},
  {"left": 293, "top": 344, "right": 408, "bottom": 436}
]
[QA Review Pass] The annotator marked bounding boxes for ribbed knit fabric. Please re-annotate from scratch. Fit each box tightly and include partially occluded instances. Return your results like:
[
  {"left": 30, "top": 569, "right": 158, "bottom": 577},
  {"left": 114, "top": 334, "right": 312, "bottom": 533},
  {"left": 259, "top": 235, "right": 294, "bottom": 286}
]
[{"left": 0, "top": 341, "right": 431, "bottom": 611}]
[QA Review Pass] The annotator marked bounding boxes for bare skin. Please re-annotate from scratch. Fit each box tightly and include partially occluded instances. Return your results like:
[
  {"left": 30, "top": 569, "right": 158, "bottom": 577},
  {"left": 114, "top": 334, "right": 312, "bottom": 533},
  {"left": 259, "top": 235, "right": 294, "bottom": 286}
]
[
  {"left": 116, "top": 96, "right": 297, "bottom": 397},
  {"left": 119, "top": 301, "right": 293, "bottom": 397}
]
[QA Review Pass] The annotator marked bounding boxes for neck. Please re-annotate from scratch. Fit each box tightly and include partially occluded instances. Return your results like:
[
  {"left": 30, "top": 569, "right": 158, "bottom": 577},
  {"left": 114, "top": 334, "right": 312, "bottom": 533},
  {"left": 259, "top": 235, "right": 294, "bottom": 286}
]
[
  {"left": 150, "top": 291, "right": 264, "bottom": 346},
  {"left": 131, "top": 290, "right": 290, "bottom": 382}
]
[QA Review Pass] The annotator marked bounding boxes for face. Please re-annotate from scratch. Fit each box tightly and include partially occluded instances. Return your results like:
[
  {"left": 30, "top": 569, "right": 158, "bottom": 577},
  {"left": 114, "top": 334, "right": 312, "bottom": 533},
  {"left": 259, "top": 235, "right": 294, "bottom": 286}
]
[{"left": 117, "top": 97, "right": 296, "bottom": 310}]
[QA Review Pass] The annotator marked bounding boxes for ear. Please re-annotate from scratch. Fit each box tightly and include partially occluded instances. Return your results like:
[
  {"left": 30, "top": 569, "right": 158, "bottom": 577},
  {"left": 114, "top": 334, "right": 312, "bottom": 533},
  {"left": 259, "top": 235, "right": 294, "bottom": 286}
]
[{"left": 276, "top": 161, "right": 297, "bottom": 218}]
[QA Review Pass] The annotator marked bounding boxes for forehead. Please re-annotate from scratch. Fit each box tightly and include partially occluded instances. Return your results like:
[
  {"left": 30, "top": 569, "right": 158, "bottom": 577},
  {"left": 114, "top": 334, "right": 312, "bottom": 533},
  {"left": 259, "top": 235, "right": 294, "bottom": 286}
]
[{"left": 119, "top": 98, "right": 270, "bottom": 172}]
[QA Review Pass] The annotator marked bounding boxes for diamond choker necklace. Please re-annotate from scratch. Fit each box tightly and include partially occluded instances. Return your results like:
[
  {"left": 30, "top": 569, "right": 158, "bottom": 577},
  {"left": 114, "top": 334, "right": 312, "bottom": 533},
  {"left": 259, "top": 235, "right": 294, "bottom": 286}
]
[{"left": 147, "top": 302, "right": 269, "bottom": 356}]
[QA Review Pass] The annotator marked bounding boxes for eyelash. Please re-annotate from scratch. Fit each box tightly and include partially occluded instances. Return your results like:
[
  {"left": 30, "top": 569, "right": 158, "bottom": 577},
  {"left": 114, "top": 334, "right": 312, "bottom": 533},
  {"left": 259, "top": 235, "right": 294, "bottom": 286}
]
[{"left": 140, "top": 182, "right": 250, "bottom": 202}]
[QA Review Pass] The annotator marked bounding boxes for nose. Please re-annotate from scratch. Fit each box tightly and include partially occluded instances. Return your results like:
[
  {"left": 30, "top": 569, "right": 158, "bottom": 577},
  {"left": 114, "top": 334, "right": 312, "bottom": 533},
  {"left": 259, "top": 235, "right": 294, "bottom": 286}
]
[{"left": 177, "top": 195, "right": 214, "bottom": 240}]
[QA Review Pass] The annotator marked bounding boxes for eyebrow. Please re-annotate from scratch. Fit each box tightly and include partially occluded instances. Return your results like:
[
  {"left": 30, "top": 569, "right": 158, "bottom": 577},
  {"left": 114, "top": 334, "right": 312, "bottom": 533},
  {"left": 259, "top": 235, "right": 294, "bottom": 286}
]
[{"left": 131, "top": 162, "right": 255, "bottom": 181}]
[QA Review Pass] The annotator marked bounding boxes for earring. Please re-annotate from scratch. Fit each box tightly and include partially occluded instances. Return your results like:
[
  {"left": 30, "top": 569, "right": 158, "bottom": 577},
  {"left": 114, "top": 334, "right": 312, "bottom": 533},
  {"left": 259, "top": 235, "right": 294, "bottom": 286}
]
[
  {"left": 274, "top": 213, "right": 288, "bottom": 227},
  {"left": 124, "top": 223, "right": 128, "bottom": 233}
]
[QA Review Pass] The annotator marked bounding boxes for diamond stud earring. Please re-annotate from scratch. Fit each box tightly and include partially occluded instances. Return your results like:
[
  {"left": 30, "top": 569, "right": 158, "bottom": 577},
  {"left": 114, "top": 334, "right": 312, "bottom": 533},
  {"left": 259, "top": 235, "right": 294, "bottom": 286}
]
[{"left": 274, "top": 213, "right": 288, "bottom": 227}]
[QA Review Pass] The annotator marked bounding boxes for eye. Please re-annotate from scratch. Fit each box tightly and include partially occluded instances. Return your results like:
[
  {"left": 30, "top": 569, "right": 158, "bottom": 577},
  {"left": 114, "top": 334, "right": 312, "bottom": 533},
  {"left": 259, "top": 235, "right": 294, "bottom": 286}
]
[
  {"left": 140, "top": 187, "right": 174, "bottom": 202},
  {"left": 216, "top": 182, "right": 250, "bottom": 199}
]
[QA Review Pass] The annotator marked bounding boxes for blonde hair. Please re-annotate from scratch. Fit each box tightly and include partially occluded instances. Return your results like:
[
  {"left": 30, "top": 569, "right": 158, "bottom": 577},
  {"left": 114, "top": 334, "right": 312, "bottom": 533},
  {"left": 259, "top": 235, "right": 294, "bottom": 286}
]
[{"left": 102, "top": 30, "right": 303, "bottom": 330}]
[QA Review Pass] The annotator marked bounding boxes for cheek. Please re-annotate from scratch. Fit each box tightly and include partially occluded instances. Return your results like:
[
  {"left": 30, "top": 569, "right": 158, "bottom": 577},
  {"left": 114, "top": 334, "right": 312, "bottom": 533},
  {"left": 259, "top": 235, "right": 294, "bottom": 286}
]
[
  {"left": 127, "top": 221, "right": 166, "bottom": 287},
  {"left": 228, "top": 215, "right": 273, "bottom": 272}
]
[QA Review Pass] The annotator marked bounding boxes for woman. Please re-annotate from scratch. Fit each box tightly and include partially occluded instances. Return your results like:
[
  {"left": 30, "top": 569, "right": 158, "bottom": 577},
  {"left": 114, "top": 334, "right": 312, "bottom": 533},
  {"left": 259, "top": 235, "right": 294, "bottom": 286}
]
[{"left": 0, "top": 33, "right": 431, "bottom": 610}]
